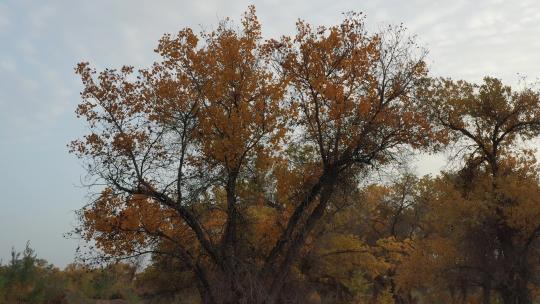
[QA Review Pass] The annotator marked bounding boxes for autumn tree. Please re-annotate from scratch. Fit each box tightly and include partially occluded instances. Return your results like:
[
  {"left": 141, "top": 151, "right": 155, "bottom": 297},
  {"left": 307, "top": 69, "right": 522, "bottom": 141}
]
[
  {"left": 70, "top": 7, "right": 437, "bottom": 303},
  {"left": 409, "top": 77, "right": 540, "bottom": 303}
]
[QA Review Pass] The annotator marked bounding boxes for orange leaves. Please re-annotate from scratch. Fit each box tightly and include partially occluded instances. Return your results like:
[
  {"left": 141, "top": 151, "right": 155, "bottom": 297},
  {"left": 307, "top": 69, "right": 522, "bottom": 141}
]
[
  {"left": 309, "top": 233, "right": 380, "bottom": 279},
  {"left": 245, "top": 206, "right": 281, "bottom": 252},
  {"left": 111, "top": 133, "right": 135, "bottom": 155},
  {"left": 152, "top": 6, "right": 288, "bottom": 174},
  {"left": 82, "top": 188, "right": 188, "bottom": 255},
  {"left": 271, "top": 13, "right": 434, "bottom": 171}
]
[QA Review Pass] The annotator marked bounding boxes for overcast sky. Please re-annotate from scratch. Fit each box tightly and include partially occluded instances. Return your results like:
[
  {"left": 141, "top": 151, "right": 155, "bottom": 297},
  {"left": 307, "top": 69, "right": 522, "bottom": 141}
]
[{"left": 1, "top": 0, "right": 539, "bottom": 268}]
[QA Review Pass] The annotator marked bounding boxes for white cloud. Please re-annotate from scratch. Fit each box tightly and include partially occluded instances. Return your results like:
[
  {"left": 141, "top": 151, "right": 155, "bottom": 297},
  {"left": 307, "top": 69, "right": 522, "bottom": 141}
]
[
  {"left": 0, "top": 57, "right": 16, "bottom": 72},
  {"left": 2, "top": 0, "right": 540, "bottom": 142},
  {"left": 1, "top": 0, "right": 540, "bottom": 143},
  {"left": 0, "top": 3, "right": 10, "bottom": 33}
]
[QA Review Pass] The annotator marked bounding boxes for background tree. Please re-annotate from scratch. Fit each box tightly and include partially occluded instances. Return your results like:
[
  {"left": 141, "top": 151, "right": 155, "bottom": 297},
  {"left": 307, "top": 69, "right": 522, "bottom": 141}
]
[
  {"left": 297, "top": 174, "right": 422, "bottom": 303},
  {"left": 403, "top": 77, "right": 540, "bottom": 303}
]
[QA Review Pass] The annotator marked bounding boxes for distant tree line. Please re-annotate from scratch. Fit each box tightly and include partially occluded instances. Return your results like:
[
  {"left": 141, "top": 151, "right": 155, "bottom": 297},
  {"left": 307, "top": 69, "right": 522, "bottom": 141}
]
[{"left": 0, "top": 243, "right": 205, "bottom": 303}]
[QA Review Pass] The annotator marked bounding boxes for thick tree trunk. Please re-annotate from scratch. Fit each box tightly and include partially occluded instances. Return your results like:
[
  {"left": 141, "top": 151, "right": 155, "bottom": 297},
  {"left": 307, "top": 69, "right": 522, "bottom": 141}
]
[
  {"left": 497, "top": 227, "right": 532, "bottom": 304},
  {"left": 481, "top": 272, "right": 492, "bottom": 304},
  {"left": 264, "top": 174, "right": 338, "bottom": 304},
  {"left": 499, "top": 275, "right": 532, "bottom": 304},
  {"left": 482, "top": 286, "right": 491, "bottom": 304}
]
